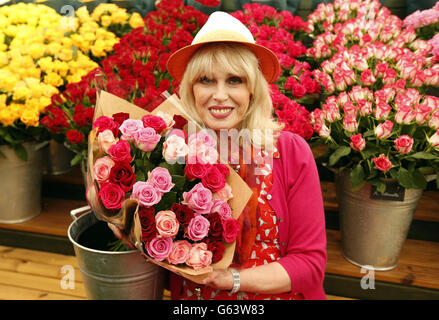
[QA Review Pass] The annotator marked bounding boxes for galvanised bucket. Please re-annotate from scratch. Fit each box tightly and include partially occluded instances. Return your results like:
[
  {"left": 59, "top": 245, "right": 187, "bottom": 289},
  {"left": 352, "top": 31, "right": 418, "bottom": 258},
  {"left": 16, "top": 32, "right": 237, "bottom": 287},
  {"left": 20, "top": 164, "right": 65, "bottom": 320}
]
[
  {"left": 0, "top": 142, "right": 44, "bottom": 223},
  {"left": 335, "top": 171, "right": 423, "bottom": 271},
  {"left": 68, "top": 206, "right": 165, "bottom": 300},
  {"left": 42, "top": 140, "right": 75, "bottom": 175}
]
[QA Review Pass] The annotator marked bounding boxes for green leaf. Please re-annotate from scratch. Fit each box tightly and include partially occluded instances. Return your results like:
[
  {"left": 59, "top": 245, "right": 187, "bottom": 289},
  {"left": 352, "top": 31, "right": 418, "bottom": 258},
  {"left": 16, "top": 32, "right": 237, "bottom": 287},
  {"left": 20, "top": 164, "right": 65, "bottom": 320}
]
[
  {"left": 171, "top": 175, "right": 186, "bottom": 192},
  {"left": 154, "top": 191, "right": 177, "bottom": 212},
  {"left": 14, "top": 144, "right": 27, "bottom": 161},
  {"left": 411, "top": 170, "right": 427, "bottom": 190},
  {"left": 396, "top": 167, "right": 413, "bottom": 189},
  {"left": 350, "top": 163, "right": 365, "bottom": 188},
  {"left": 70, "top": 153, "right": 83, "bottom": 167},
  {"left": 329, "top": 146, "right": 351, "bottom": 167},
  {"left": 376, "top": 181, "right": 386, "bottom": 194},
  {"left": 159, "top": 162, "right": 184, "bottom": 176},
  {"left": 409, "top": 152, "right": 439, "bottom": 160}
]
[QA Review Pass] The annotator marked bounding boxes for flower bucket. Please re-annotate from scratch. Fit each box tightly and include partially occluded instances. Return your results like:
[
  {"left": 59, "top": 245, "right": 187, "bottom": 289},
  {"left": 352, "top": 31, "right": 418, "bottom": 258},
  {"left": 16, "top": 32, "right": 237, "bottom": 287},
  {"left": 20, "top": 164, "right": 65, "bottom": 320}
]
[
  {"left": 42, "top": 140, "right": 75, "bottom": 175},
  {"left": 335, "top": 170, "right": 423, "bottom": 271},
  {"left": 68, "top": 206, "right": 166, "bottom": 300},
  {"left": 0, "top": 142, "right": 44, "bottom": 224}
]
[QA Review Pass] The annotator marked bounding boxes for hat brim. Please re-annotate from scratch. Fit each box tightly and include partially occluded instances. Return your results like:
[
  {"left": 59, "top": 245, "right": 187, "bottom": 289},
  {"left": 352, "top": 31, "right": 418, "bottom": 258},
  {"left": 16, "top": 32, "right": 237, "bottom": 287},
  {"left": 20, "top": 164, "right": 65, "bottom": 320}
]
[{"left": 166, "top": 41, "right": 280, "bottom": 84}]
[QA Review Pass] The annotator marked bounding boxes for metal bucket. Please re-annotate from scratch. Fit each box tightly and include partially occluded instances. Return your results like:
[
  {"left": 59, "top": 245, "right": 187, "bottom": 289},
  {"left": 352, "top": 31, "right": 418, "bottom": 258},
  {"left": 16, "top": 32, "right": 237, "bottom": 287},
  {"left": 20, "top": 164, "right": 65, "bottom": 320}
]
[
  {"left": 335, "top": 171, "right": 423, "bottom": 271},
  {"left": 0, "top": 142, "right": 44, "bottom": 224},
  {"left": 42, "top": 140, "right": 75, "bottom": 175},
  {"left": 67, "top": 206, "right": 166, "bottom": 300}
]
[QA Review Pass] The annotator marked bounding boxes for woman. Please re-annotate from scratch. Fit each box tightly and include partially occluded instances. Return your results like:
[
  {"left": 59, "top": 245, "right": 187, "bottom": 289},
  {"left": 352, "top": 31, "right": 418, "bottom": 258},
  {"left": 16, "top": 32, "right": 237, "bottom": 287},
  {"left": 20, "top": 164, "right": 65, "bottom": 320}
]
[{"left": 111, "top": 11, "right": 327, "bottom": 300}]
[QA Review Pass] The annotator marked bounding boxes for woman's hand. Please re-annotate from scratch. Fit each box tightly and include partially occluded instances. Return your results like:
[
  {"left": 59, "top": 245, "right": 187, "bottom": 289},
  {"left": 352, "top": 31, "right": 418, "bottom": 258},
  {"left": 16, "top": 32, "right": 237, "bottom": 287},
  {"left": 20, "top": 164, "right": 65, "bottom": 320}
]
[
  {"left": 107, "top": 222, "right": 136, "bottom": 250},
  {"left": 201, "top": 269, "right": 234, "bottom": 291}
]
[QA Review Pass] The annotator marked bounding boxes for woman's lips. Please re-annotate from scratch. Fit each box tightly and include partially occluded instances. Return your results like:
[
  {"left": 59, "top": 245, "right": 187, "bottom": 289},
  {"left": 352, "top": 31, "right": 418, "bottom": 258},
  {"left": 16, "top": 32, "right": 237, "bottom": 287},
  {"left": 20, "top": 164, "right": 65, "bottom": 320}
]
[{"left": 208, "top": 106, "right": 234, "bottom": 119}]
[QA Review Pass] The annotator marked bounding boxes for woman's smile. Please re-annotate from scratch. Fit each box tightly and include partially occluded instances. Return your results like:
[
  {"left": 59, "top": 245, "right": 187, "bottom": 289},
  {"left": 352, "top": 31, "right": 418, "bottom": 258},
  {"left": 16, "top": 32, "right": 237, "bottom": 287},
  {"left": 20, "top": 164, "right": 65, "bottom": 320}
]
[{"left": 192, "top": 62, "right": 251, "bottom": 131}]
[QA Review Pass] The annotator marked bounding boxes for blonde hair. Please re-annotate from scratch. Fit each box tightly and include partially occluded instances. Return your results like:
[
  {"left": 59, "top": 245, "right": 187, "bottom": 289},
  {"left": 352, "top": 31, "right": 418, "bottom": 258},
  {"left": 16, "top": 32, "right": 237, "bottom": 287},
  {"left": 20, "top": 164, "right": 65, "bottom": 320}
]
[{"left": 178, "top": 43, "right": 284, "bottom": 151}]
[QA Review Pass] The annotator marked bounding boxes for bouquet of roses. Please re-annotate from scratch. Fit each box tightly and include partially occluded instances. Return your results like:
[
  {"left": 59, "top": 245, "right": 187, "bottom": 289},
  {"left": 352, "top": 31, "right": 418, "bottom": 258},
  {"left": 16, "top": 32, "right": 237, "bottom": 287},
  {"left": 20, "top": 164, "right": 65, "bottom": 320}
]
[
  {"left": 85, "top": 90, "right": 252, "bottom": 281},
  {"left": 403, "top": 2, "right": 439, "bottom": 41}
]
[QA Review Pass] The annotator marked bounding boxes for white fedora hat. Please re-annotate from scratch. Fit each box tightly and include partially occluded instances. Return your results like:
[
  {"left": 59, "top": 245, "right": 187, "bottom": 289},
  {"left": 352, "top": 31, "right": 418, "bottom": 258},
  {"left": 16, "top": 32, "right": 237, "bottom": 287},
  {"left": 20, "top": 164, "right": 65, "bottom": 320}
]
[{"left": 166, "top": 11, "right": 280, "bottom": 83}]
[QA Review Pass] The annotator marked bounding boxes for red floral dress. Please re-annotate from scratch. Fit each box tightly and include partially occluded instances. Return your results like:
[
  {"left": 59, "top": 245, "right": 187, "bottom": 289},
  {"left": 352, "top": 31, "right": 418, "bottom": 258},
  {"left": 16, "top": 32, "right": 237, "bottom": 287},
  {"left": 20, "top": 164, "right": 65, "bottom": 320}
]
[{"left": 180, "top": 147, "right": 304, "bottom": 300}]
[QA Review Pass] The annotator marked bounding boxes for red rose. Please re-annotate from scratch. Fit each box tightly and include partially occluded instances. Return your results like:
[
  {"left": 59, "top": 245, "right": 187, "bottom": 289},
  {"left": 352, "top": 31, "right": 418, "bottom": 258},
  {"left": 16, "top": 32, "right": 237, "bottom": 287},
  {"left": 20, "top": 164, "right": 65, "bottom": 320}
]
[
  {"left": 206, "top": 212, "right": 223, "bottom": 240},
  {"left": 112, "top": 112, "right": 130, "bottom": 126},
  {"left": 215, "top": 163, "right": 230, "bottom": 177},
  {"left": 139, "top": 206, "right": 157, "bottom": 243},
  {"left": 93, "top": 116, "right": 119, "bottom": 137},
  {"left": 372, "top": 154, "right": 393, "bottom": 172},
  {"left": 66, "top": 129, "right": 84, "bottom": 144},
  {"left": 184, "top": 162, "right": 210, "bottom": 180},
  {"left": 141, "top": 115, "right": 167, "bottom": 134},
  {"left": 108, "top": 140, "right": 132, "bottom": 163},
  {"left": 171, "top": 203, "right": 194, "bottom": 226},
  {"left": 222, "top": 218, "right": 240, "bottom": 243},
  {"left": 173, "top": 115, "right": 188, "bottom": 130},
  {"left": 109, "top": 162, "right": 136, "bottom": 192},
  {"left": 99, "top": 182, "right": 125, "bottom": 210},
  {"left": 201, "top": 165, "right": 226, "bottom": 192},
  {"left": 205, "top": 240, "right": 225, "bottom": 264}
]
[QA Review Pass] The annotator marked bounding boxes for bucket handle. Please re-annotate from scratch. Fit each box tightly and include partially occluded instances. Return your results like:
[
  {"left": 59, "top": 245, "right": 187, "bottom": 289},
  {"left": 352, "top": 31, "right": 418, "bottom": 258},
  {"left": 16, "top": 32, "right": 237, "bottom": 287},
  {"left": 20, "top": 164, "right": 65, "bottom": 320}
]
[{"left": 71, "top": 205, "right": 91, "bottom": 220}]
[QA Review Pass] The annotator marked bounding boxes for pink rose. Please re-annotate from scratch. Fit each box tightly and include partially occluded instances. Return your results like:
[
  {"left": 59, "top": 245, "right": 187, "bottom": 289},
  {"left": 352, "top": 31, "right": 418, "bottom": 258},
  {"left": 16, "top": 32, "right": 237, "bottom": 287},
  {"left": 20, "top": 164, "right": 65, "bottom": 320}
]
[
  {"left": 162, "top": 134, "right": 188, "bottom": 163},
  {"left": 119, "top": 119, "right": 143, "bottom": 141},
  {"left": 343, "top": 114, "right": 358, "bottom": 132},
  {"left": 375, "top": 120, "right": 394, "bottom": 139},
  {"left": 146, "top": 236, "right": 173, "bottom": 262},
  {"left": 349, "top": 133, "right": 366, "bottom": 152},
  {"left": 360, "top": 69, "right": 376, "bottom": 86},
  {"left": 167, "top": 240, "right": 191, "bottom": 265},
  {"left": 155, "top": 111, "right": 175, "bottom": 131},
  {"left": 222, "top": 218, "right": 241, "bottom": 243},
  {"left": 182, "top": 182, "right": 213, "bottom": 214},
  {"left": 210, "top": 199, "right": 232, "bottom": 220},
  {"left": 99, "top": 182, "right": 125, "bottom": 210},
  {"left": 142, "top": 115, "right": 167, "bottom": 134},
  {"left": 428, "top": 130, "right": 439, "bottom": 151},
  {"left": 188, "top": 138, "right": 219, "bottom": 165},
  {"left": 415, "top": 105, "right": 433, "bottom": 125},
  {"left": 358, "top": 100, "right": 372, "bottom": 116},
  {"left": 147, "top": 167, "right": 175, "bottom": 194},
  {"left": 186, "top": 215, "right": 210, "bottom": 241},
  {"left": 186, "top": 243, "right": 212, "bottom": 270},
  {"left": 395, "top": 105, "right": 416, "bottom": 124},
  {"left": 108, "top": 140, "right": 132, "bottom": 163},
  {"left": 372, "top": 154, "right": 393, "bottom": 172},
  {"left": 93, "top": 156, "right": 115, "bottom": 183},
  {"left": 212, "top": 183, "right": 234, "bottom": 202},
  {"left": 155, "top": 210, "right": 179, "bottom": 238},
  {"left": 130, "top": 181, "right": 162, "bottom": 207},
  {"left": 188, "top": 130, "right": 217, "bottom": 148},
  {"left": 374, "top": 102, "right": 392, "bottom": 120},
  {"left": 428, "top": 110, "right": 439, "bottom": 129},
  {"left": 168, "top": 128, "right": 187, "bottom": 140},
  {"left": 133, "top": 127, "right": 161, "bottom": 152},
  {"left": 98, "top": 129, "right": 118, "bottom": 153},
  {"left": 394, "top": 135, "right": 414, "bottom": 154}
]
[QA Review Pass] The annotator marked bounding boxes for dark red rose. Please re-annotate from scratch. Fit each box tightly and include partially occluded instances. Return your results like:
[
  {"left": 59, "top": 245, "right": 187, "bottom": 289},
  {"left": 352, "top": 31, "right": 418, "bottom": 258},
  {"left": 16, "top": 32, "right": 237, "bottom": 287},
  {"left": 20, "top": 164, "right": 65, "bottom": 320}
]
[
  {"left": 99, "top": 182, "right": 125, "bottom": 210},
  {"left": 92, "top": 116, "right": 119, "bottom": 137},
  {"left": 138, "top": 206, "right": 157, "bottom": 243},
  {"left": 109, "top": 162, "right": 136, "bottom": 192},
  {"left": 205, "top": 240, "right": 225, "bottom": 264},
  {"left": 201, "top": 165, "right": 226, "bottom": 192},
  {"left": 112, "top": 112, "right": 130, "bottom": 126},
  {"left": 222, "top": 218, "right": 240, "bottom": 243},
  {"left": 171, "top": 203, "right": 194, "bottom": 226},
  {"left": 214, "top": 163, "right": 230, "bottom": 177},
  {"left": 172, "top": 115, "right": 188, "bottom": 130},
  {"left": 141, "top": 115, "right": 167, "bottom": 134},
  {"left": 184, "top": 162, "right": 210, "bottom": 180},
  {"left": 206, "top": 212, "right": 223, "bottom": 240},
  {"left": 66, "top": 129, "right": 84, "bottom": 144}
]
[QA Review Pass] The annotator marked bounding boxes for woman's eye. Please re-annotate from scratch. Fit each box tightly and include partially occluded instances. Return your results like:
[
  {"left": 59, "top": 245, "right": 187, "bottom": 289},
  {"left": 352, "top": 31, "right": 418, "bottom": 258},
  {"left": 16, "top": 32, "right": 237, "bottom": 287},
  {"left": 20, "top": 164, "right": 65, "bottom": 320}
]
[
  {"left": 228, "top": 76, "right": 243, "bottom": 84},
  {"left": 199, "top": 76, "right": 212, "bottom": 84}
]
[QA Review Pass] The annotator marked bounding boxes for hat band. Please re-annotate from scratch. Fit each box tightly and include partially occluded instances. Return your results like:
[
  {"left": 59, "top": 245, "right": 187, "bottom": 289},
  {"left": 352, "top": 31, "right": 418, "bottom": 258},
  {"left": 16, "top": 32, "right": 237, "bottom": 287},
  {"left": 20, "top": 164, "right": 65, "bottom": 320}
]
[{"left": 193, "top": 29, "right": 255, "bottom": 45}]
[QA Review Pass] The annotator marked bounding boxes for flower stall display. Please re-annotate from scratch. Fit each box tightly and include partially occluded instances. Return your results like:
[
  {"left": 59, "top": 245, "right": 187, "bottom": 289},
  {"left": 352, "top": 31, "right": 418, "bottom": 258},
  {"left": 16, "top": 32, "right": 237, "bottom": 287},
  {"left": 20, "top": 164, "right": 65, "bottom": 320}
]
[
  {"left": 41, "top": 0, "right": 207, "bottom": 167},
  {"left": 231, "top": 3, "right": 319, "bottom": 139},
  {"left": 403, "top": 2, "right": 439, "bottom": 40},
  {"left": 85, "top": 90, "right": 252, "bottom": 280}
]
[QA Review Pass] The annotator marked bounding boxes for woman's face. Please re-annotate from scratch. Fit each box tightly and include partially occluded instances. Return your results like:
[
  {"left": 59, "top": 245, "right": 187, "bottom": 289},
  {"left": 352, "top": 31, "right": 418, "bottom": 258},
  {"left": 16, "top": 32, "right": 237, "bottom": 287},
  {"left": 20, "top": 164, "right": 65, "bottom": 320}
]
[{"left": 192, "top": 61, "right": 251, "bottom": 131}]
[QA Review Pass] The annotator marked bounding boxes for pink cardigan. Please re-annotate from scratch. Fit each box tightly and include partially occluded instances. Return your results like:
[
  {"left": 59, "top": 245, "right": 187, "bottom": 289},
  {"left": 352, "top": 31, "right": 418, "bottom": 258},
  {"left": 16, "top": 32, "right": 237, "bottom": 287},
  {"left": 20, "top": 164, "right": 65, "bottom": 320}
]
[
  {"left": 269, "top": 131, "right": 327, "bottom": 300},
  {"left": 169, "top": 131, "right": 327, "bottom": 300}
]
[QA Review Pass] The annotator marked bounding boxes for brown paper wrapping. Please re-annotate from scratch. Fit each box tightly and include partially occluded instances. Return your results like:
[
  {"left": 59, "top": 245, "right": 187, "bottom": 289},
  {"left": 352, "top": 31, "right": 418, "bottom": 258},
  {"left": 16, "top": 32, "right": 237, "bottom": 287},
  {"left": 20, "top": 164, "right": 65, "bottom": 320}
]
[{"left": 86, "top": 90, "right": 253, "bottom": 283}]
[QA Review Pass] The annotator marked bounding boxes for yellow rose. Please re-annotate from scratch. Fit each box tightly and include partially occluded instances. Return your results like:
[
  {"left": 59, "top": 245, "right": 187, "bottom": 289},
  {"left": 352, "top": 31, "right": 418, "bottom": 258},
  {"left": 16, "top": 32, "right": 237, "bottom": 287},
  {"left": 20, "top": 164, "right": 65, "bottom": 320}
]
[
  {"left": 0, "top": 94, "right": 6, "bottom": 108},
  {"left": 58, "top": 48, "right": 74, "bottom": 61},
  {"left": 39, "top": 96, "right": 51, "bottom": 112},
  {"left": 13, "top": 85, "right": 32, "bottom": 101},
  {"left": 53, "top": 60, "right": 69, "bottom": 77},
  {"left": 20, "top": 106, "right": 40, "bottom": 127},
  {"left": 0, "top": 71, "right": 17, "bottom": 92},
  {"left": 129, "top": 13, "right": 144, "bottom": 29},
  {"left": 100, "top": 15, "right": 112, "bottom": 28},
  {"left": 0, "top": 108, "right": 17, "bottom": 126},
  {"left": 76, "top": 6, "right": 91, "bottom": 23},
  {"left": 43, "top": 72, "right": 63, "bottom": 87},
  {"left": 37, "top": 56, "right": 53, "bottom": 73},
  {"left": 0, "top": 51, "right": 8, "bottom": 67},
  {"left": 112, "top": 11, "right": 129, "bottom": 25},
  {"left": 28, "top": 43, "right": 45, "bottom": 59},
  {"left": 26, "top": 68, "right": 41, "bottom": 79}
]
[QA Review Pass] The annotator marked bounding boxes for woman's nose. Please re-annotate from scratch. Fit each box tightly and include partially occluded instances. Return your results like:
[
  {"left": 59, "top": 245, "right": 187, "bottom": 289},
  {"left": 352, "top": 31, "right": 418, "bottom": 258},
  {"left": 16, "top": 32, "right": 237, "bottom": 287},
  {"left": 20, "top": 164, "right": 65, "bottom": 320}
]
[{"left": 213, "top": 83, "right": 228, "bottom": 101}]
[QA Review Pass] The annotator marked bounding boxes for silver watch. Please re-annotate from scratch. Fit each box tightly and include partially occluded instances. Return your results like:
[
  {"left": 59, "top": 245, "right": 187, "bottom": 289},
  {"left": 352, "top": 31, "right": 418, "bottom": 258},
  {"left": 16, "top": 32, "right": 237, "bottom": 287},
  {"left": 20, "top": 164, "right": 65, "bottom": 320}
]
[{"left": 230, "top": 268, "right": 241, "bottom": 294}]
